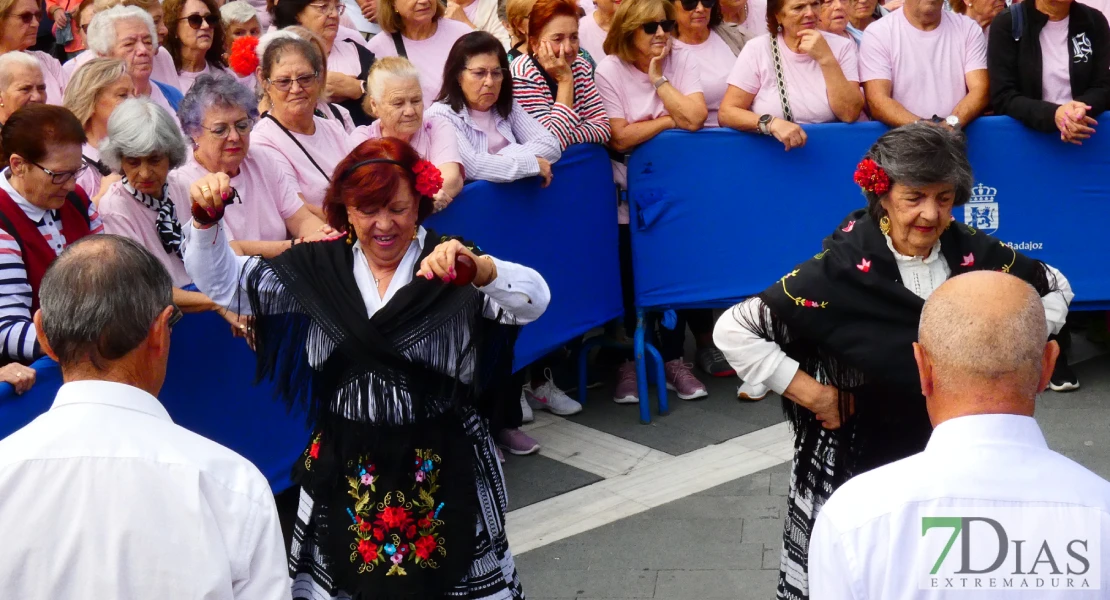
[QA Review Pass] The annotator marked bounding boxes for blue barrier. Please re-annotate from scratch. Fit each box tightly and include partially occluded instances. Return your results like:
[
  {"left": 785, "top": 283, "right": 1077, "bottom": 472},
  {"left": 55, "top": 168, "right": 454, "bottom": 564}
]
[
  {"left": 0, "top": 143, "right": 623, "bottom": 492},
  {"left": 626, "top": 116, "right": 1110, "bottom": 420}
]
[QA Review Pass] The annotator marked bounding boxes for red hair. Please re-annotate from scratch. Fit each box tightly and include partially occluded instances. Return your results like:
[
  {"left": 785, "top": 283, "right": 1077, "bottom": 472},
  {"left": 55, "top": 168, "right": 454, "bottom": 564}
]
[
  {"left": 527, "top": 0, "right": 581, "bottom": 48},
  {"left": 323, "top": 137, "right": 434, "bottom": 232}
]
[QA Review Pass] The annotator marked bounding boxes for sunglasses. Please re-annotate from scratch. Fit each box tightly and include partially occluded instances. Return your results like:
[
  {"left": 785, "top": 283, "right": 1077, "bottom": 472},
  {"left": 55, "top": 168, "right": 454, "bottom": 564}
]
[
  {"left": 679, "top": 0, "right": 717, "bottom": 9},
  {"left": 267, "top": 72, "right": 319, "bottom": 91},
  {"left": 183, "top": 13, "right": 220, "bottom": 29},
  {"left": 11, "top": 10, "right": 41, "bottom": 24},
  {"left": 641, "top": 19, "right": 676, "bottom": 34}
]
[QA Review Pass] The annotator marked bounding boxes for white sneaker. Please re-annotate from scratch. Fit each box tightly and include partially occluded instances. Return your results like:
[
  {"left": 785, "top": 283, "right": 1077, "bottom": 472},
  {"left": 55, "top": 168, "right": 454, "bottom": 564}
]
[
  {"left": 737, "top": 381, "right": 769, "bottom": 401},
  {"left": 520, "top": 389, "right": 534, "bottom": 423},
  {"left": 525, "top": 368, "right": 584, "bottom": 416}
]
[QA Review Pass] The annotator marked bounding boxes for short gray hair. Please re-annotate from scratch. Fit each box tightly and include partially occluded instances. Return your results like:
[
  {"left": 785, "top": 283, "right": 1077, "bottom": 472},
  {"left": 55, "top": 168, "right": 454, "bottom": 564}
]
[
  {"left": 861, "top": 122, "right": 974, "bottom": 221},
  {"left": 178, "top": 72, "right": 259, "bottom": 138},
  {"left": 0, "top": 52, "right": 42, "bottom": 90},
  {"left": 39, "top": 235, "right": 173, "bottom": 370},
  {"left": 100, "top": 98, "right": 188, "bottom": 170},
  {"left": 366, "top": 56, "right": 420, "bottom": 103},
  {"left": 86, "top": 6, "right": 158, "bottom": 57},
  {"left": 220, "top": 0, "right": 258, "bottom": 25}
]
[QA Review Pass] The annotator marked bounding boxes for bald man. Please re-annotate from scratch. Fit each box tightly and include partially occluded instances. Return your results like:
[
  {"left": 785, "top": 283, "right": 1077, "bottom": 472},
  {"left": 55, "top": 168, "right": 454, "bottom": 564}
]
[{"left": 808, "top": 271, "right": 1110, "bottom": 599}]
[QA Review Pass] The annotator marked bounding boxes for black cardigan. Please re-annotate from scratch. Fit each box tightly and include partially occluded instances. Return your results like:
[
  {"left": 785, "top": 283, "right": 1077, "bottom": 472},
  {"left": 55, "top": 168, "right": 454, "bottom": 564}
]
[{"left": 987, "top": 1, "right": 1110, "bottom": 132}]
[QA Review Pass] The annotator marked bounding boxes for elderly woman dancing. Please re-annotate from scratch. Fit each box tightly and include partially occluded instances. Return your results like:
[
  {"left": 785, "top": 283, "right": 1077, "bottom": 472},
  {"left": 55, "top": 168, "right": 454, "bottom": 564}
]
[
  {"left": 184, "top": 136, "right": 547, "bottom": 599},
  {"left": 713, "top": 123, "right": 1074, "bottom": 600}
]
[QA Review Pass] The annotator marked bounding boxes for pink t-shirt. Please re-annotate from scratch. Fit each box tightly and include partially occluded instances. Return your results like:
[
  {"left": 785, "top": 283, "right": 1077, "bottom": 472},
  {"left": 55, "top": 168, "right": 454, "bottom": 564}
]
[
  {"left": 352, "top": 116, "right": 462, "bottom": 166},
  {"left": 595, "top": 47, "right": 703, "bottom": 188},
  {"left": 252, "top": 115, "right": 357, "bottom": 207},
  {"left": 365, "top": 19, "right": 474, "bottom": 107},
  {"left": 728, "top": 31, "right": 859, "bottom": 124},
  {"left": 468, "top": 108, "right": 509, "bottom": 153},
  {"left": 328, "top": 36, "right": 366, "bottom": 78},
  {"left": 99, "top": 181, "right": 193, "bottom": 288},
  {"left": 579, "top": 0, "right": 595, "bottom": 15},
  {"left": 740, "top": 0, "right": 769, "bottom": 35},
  {"left": 146, "top": 82, "right": 177, "bottom": 116},
  {"left": 29, "top": 51, "right": 66, "bottom": 106},
  {"left": 167, "top": 149, "right": 304, "bottom": 241},
  {"left": 859, "top": 9, "right": 987, "bottom": 119},
  {"left": 675, "top": 31, "right": 737, "bottom": 126},
  {"left": 177, "top": 63, "right": 237, "bottom": 94},
  {"left": 76, "top": 143, "right": 102, "bottom": 201},
  {"left": 578, "top": 13, "right": 609, "bottom": 63},
  {"left": 1040, "top": 17, "right": 1073, "bottom": 104},
  {"left": 62, "top": 47, "right": 182, "bottom": 90}
]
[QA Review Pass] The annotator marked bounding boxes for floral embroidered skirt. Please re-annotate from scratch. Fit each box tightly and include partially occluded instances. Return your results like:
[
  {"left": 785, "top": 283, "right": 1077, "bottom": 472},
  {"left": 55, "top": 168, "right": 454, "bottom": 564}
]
[{"left": 288, "top": 407, "right": 525, "bottom": 600}]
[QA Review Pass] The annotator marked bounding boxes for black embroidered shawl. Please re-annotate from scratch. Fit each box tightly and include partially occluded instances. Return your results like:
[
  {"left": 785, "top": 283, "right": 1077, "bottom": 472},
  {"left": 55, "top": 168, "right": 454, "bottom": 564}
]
[{"left": 740, "top": 209, "right": 1058, "bottom": 491}]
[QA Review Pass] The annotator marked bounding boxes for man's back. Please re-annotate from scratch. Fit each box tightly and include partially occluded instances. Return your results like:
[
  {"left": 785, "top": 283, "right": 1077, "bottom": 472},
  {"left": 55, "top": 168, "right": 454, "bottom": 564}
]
[
  {"left": 0, "top": 380, "right": 290, "bottom": 600},
  {"left": 810, "top": 414, "right": 1110, "bottom": 599}
]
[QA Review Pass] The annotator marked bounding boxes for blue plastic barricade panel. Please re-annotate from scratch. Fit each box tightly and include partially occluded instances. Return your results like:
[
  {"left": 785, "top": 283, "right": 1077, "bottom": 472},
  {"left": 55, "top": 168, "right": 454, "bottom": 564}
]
[
  {"left": 426, "top": 143, "right": 623, "bottom": 369},
  {"left": 627, "top": 117, "right": 1110, "bottom": 310}
]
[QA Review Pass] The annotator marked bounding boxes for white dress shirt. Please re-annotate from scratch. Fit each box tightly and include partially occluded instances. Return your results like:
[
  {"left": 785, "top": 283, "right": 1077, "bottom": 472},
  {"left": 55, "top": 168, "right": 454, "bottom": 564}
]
[
  {"left": 713, "top": 240, "right": 1074, "bottom": 395},
  {"left": 0, "top": 380, "right": 290, "bottom": 600},
  {"left": 809, "top": 414, "right": 1110, "bottom": 599}
]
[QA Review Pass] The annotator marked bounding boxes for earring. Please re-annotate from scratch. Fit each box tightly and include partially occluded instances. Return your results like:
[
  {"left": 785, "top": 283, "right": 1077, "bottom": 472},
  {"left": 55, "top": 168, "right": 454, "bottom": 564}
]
[
  {"left": 346, "top": 229, "right": 355, "bottom": 245},
  {"left": 879, "top": 215, "right": 891, "bottom": 236},
  {"left": 411, "top": 228, "right": 418, "bottom": 240}
]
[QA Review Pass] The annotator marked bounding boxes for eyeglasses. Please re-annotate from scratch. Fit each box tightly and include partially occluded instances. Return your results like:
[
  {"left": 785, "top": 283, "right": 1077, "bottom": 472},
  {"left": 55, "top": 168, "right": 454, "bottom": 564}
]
[
  {"left": 307, "top": 1, "right": 346, "bottom": 14},
  {"left": 678, "top": 0, "right": 717, "bottom": 10},
  {"left": 11, "top": 10, "right": 41, "bottom": 24},
  {"left": 25, "top": 159, "right": 88, "bottom": 185},
  {"left": 641, "top": 19, "right": 676, "bottom": 34},
  {"left": 168, "top": 305, "right": 183, "bottom": 328},
  {"left": 267, "top": 72, "right": 319, "bottom": 91},
  {"left": 183, "top": 12, "right": 220, "bottom": 29},
  {"left": 200, "top": 119, "right": 253, "bottom": 138},
  {"left": 464, "top": 67, "right": 507, "bottom": 81}
]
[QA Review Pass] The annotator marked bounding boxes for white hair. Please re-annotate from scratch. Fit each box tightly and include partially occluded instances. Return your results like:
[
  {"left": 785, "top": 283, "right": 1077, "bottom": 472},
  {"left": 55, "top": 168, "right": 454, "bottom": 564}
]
[
  {"left": 0, "top": 52, "right": 42, "bottom": 90},
  {"left": 255, "top": 29, "right": 299, "bottom": 60},
  {"left": 220, "top": 0, "right": 259, "bottom": 26},
  {"left": 86, "top": 6, "right": 158, "bottom": 57},
  {"left": 100, "top": 98, "right": 188, "bottom": 171},
  {"left": 366, "top": 56, "right": 420, "bottom": 102}
]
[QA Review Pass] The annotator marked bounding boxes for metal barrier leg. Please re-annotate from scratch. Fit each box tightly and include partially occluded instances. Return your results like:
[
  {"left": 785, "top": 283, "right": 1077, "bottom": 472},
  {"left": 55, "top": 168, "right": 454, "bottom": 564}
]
[
  {"left": 633, "top": 308, "right": 653, "bottom": 424},
  {"left": 645, "top": 341, "right": 668, "bottom": 417}
]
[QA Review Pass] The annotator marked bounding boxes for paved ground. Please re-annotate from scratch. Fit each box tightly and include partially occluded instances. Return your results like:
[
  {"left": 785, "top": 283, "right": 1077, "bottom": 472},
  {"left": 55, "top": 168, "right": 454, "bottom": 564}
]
[{"left": 502, "top": 336, "right": 1110, "bottom": 600}]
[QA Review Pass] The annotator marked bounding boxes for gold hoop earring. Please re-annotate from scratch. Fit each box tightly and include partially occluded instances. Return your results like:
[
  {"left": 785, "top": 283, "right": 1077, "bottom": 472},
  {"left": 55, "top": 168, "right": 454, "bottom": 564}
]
[
  {"left": 412, "top": 228, "right": 418, "bottom": 240},
  {"left": 347, "top": 229, "right": 355, "bottom": 245},
  {"left": 879, "top": 215, "right": 891, "bottom": 236}
]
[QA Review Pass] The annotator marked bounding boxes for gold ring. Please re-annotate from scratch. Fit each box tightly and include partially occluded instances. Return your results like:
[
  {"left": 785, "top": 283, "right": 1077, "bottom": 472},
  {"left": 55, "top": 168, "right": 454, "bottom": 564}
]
[{"left": 200, "top": 185, "right": 211, "bottom": 192}]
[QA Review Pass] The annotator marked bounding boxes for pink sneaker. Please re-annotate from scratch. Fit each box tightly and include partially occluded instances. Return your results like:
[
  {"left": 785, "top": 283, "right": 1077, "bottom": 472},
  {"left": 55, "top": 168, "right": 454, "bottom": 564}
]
[
  {"left": 664, "top": 359, "right": 708, "bottom": 400},
  {"left": 497, "top": 428, "right": 540, "bottom": 456},
  {"left": 613, "top": 361, "right": 638, "bottom": 404}
]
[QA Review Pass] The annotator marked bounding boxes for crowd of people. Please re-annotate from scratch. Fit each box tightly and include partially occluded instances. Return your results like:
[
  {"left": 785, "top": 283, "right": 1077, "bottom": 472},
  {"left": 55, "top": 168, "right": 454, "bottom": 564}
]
[{"left": 0, "top": 0, "right": 1103, "bottom": 594}]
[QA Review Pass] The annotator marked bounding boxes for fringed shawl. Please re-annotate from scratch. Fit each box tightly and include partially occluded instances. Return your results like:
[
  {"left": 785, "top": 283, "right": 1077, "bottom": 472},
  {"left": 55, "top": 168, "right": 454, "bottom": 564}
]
[{"left": 740, "top": 209, "right": 1058, "bottom": 491}]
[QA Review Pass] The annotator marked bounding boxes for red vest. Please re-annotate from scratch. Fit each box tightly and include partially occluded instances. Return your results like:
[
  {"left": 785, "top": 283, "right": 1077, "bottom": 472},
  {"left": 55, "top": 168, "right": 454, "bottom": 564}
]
[{"left": 0, "top": 187, "right": 93, "bottom": 313}]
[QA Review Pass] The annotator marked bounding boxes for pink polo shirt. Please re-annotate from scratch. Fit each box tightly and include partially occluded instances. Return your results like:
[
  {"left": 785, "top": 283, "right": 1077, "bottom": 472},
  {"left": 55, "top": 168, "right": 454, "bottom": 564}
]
[
  {"left": 352, "top": 116, "right": 462, "bottom": 166},
  {"left": 728, "top": 31, "right": 859, "bottom": 124},
  {"left": 30, "top": 51, "right": 66, "bottom": 106},
  {"left": 578, "top": 13, "right": 609, "bottom": 63},
  {"left": 62, "top": 46, "right": 182, "bottom": 90},
  {"left": 365, "top": 19, "right": 474, "bottom": 107},
  {"left": 251, "top": 115, "right": 357, "bottom": 207},
  {"left": 858, "top": 8, "right": 987, "bottom": 119},
  {"left": 1040, "top": 17, "right": 1073, "bottom": 104},
  {"left": 675, "top": 31, "right": 738, "bottom": 126},
  {"left": 99, "top": 181, "right": 193, "bottom": 288},
  {"left": 167, "top": 149, "right": 305, "bottom": 241}
]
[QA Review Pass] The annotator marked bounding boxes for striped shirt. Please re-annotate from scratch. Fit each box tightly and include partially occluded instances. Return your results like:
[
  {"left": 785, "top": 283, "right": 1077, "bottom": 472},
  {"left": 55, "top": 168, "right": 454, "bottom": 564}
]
[
  {"left": 510, "top": 53, "right": 612, "bottom": 150},
  {"left": 425, "top": 100, "right": 562, "bottom": 183},
  {"left": 0, "top": 172, "right": 103, "bottom": 362}
]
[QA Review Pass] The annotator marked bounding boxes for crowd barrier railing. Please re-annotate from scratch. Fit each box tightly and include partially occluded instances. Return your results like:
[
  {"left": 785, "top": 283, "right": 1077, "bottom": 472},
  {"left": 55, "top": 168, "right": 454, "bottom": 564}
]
[
  {"left": 0, "top": 143, "right": 624, "bottom": 493},
  {"left": 625, "top": 116, "right": 1110, "bottom": 421}
]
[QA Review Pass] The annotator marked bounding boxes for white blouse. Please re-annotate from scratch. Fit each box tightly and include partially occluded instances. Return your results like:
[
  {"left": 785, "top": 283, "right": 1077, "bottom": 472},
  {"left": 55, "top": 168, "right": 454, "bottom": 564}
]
[{"left": 713, "top": 240, "right": 1074, "bottom": 395}]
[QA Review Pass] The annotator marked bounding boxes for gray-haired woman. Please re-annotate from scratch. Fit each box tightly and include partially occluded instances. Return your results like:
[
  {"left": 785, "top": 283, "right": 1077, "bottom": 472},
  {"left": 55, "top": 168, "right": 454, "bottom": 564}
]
[
  {"left": 0, "top": 52, "right": 46, "bottom": 129},
  {"left": 712, "top": 122, "right": 1074, "bottom": 600},
  {"left": 99, "top": 97, "right": 248, "bottom": 334},
  {"left": 168, "top": 73, "right": 333, "bottom": 259}
]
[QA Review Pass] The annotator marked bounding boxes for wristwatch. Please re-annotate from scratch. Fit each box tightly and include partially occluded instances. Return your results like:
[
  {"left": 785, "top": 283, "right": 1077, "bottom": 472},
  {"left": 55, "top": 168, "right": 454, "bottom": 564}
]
[
  {"left": 653, "top": 75, "right": 669, "bottom": 90},
  {"left": 758, "top": 114, "right": 774, "bottom": 135},
  {"left": 945, "top": 115, "right": 960, "bottom": 129}
]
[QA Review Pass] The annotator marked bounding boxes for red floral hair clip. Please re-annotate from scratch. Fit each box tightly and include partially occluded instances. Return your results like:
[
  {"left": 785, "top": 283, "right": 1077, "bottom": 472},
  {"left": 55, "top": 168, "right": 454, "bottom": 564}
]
[
  {"left": 853, "top": 158, "right": 891, "bottom": 196},
  {"left": 228, "top": 36, "right": 260, "bottom": 77},
  {"left": 412, "top": 160, "right": 443, "bottom": 198}
]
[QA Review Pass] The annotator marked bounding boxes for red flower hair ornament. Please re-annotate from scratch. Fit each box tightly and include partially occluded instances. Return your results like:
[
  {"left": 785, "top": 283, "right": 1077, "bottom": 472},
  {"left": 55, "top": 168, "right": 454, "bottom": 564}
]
[
  {"left": 229, "top": 36, "right": 260, "bottom": 77},
  {"left": 853, "top": 158, "right": 891, "bottom": 196},
  {"left": 412, "top": 160, "right": 444, "bottom": 198}
]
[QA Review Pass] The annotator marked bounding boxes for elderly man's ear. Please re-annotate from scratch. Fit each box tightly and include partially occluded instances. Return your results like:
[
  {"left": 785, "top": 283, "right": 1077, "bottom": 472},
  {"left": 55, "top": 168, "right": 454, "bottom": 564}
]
[
  {"left": 32, "top": 310, "right": 58, "bottom": 363},
  {"left": 1038, "top": 340, "right": 1061, "bottom": 394}
]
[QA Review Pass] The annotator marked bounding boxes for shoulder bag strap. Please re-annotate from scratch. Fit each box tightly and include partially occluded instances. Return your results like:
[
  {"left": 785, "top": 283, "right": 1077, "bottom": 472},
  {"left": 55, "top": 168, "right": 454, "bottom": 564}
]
[
  {"left": 1010, "top": 2, "right": 1024, "bottom": 42},
  {"left": 769, "top": 35, "right": 795, "bottom": 123},
  {"left": 262, "top": 112, "right": 331, "bottom": 181},
  {"left": 392, "top": 31, "right": 408, "bottom": 58}
]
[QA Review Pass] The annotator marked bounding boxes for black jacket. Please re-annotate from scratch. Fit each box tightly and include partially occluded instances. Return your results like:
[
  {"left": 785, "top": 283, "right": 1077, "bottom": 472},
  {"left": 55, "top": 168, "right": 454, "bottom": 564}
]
[{"left": 988, "top": 1, "right": 1110, "bottom": 132}]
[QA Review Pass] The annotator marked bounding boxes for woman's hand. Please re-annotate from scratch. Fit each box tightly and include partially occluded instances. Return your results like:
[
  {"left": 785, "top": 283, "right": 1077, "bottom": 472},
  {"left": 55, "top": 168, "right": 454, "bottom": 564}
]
[
  {"left": 189, "top": 172, "right": 233, "bottom": 228},
  {"left": 536, "top": 41, "right": 573, "bottom": 84},
  {"left": 417, "top": 239, "right": 497, "bottom": 286},
  {"left": 52, "top": 7, "right": 69, "bottom": 28},
  {"left": 444, "top": 1, "right": 471, "bottom": 24},
  {"left": 804, "top": 384, "right": 852, "bottom": 430},
  {"left": 93, "top": 172, "right": 123, "bottom": 203},
  {"left": 797, "top": 29, "right": 834, "bottom": 66},
  {"left": 432, "top": 189, "right": 454, "bottom": 212},
  {"left": 222, "top": 310, "right": 256, "bottom": 350},
  {"left": 769, "top": 118, "right": 807, "bottom": 151},
  {"left": 358, "top": 0, "right": 377, "bottom": 21},
  {"left": 0, "top": 362, "right": 35, "bottom": 395},
  {"left": 326, "top": 72, "right": 364, "bottom": 101},
  {"left": 301, "top": 223, "right": 339, "bottom": 243},
  {"left": 1056, "top": 101, "right": 1096, "bottom": 145},
  {"left": 648, "top": 37, "right": 672, "bottom": 85},
  {"left": 536, "top": 157, "right": 553, "bottom": 188}
]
